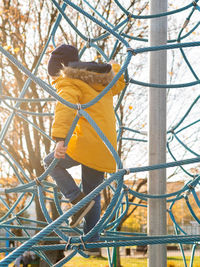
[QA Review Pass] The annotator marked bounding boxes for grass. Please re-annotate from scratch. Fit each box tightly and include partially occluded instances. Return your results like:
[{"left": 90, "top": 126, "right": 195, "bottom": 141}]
[
  {"left": 1, "top": 253, "right": 199, "bottom": 267},
  {"left": 62, "top": 256, "right": 200, "bottom": 267},
  {"left": 62, "top": 256, "right": 146, "bottom": 267}
]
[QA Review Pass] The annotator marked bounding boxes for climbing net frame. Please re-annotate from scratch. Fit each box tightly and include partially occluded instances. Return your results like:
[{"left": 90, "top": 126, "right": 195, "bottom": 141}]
[{"left": 0, "top": 0, "right": 200, "bottom": 266}]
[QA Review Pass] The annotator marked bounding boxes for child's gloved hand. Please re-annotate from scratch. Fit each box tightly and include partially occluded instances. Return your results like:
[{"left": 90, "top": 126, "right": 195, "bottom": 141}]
[{"left": 54, "top": 141, "right": 67, "bottom": 159}]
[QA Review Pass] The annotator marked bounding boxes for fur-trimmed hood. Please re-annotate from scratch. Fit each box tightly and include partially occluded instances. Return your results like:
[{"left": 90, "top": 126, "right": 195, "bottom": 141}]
[{"left": 61, "top": 62, "right": 115, "bottom": 87}]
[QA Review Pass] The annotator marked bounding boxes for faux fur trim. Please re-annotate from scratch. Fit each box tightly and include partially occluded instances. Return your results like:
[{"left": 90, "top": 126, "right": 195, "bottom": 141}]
[{"left": 61, "top": 66, "right": 115, "bottom": 86}]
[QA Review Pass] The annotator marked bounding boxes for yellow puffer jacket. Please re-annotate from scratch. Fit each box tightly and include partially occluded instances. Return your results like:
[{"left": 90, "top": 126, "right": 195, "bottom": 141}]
[{"left": 51, "top": 63, "right": 125, "bottom": 173}]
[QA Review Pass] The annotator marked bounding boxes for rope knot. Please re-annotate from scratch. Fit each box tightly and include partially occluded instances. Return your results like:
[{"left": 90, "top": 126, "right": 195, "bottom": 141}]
[
  {"left": 79, "top": 236, "right": 87, "bottom": 250},
  {"left": 125, "top": 168, "right": 130, "bottom": 175},
  {"left": 65, "top": 237, "right": 72, "bottom": 250},
  {"left": 127, "top": 12, "right": 133, "bottom": 21},
  {"left": 77, "top": 103, "right": 81, "bottom": 110},
  {"left": 192, "top": 1, "right": 197, "bottom": 7},
  {"left": 188, "top": 184, "right": 194, "bottom": 190},
  {"left": 34, "top": 177, "right": 42, "bottom": 187},
  {"left": 125, "top": 79, "right": 131, "bottom": 86},
  {"left": 182, "top": 19, "right": 189, "bottom": 29},
  {"left": 77, "top": 103, "right": 82, "bottom": 117},
  {"left": 127, "top": 47, "right": 137, "bottom": 56},
  {"left": 118, "top": 168, "right": 130, "bottom": 175}
]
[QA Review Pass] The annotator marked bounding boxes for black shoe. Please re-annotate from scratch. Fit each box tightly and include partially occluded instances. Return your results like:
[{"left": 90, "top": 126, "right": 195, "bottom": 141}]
[
  {"left": 84, "top": 247, "right": 101, "bottom": 257},
  {"left": 69, "top": 193, "right": 95, "bottom": 228}
]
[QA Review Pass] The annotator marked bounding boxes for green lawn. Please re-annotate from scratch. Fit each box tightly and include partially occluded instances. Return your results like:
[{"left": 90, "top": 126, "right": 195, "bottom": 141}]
[
  {"left": 63, "top": 256, "right": 200, "bottom": 267},
  {"left": 1, "top": 254, "right": 199, "bottom": 267}
]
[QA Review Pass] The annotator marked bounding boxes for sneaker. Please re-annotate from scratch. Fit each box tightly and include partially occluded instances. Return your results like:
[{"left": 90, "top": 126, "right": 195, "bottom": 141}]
[
  {"left": 69, "top": 193, "right": 95, "bottom": 228},
  {"left": 84, "top": 247, "right": 101, "bottom": 257}
]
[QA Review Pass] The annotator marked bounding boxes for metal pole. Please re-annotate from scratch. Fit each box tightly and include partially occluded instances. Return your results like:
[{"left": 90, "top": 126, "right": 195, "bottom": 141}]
[{"left": 148, "top": 0, "right": 167, "bottom": 267}]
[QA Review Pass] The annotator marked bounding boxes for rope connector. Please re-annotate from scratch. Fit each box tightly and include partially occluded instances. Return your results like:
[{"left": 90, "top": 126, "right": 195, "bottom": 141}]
[
  {"left": 65, "top": 237, "right": 72, "bottom": 250},
  {"left": 192, "top": 1, "right": 197, "bottom": 7},
  {"left": 80, "top": 236, "right": 86, "bottom": 250},
  {"left": 184, "top": 190, "right": 191, "bottom": 197},
  {"left": 127, "top": 47, "right": 137, "bottom": 56},
  {"left": 193, "top": 174, "right": 198, "bottom": 179},
  {"left": 77, "top": 103, "right": 82, "bottom": 117},
  {"left": 77, "top": 103, "right": 81, "bottom": 110},
  {"left": 188, "top": 184, "right": 194, "bottom": 190},
  {"left": 125, "top": 79, "right": 131, "bottom": 86},
  {"left": 117, "top": 168, "right": 130, "bottom": 175},
  {"left": 35, "top": 177, "right": 42, "bottom": 187},
  {"left": 125, "top": 168, "right": 130, "bottom": 175},
  {"left": 127, "top": 12, "right": 133, "bottom": 22},
  {"left": 182, "top": 19, "right": 189, "bottom": 29},
  {"left": 124, "top": 187, "right": 129, "bottom": 193}
]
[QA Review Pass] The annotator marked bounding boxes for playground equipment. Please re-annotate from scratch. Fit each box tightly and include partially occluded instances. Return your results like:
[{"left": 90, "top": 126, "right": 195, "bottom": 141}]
[{"left": 0, "top": 0, "right": 200, "bottom": 266}]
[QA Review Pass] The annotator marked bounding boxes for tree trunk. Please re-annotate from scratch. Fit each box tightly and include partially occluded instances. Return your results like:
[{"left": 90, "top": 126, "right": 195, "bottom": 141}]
[
  {"left": 116, "top": 247, "right": 122, "bottom": 267},
  {"left": 34, "top": 176, "right": 65, "bottom": 266},
  {"left": 37, "top": 199, "right": 65, "bottom": 267}
]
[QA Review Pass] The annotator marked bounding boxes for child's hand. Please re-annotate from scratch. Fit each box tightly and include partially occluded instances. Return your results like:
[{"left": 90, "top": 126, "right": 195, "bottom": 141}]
[{"left": 54, "top": 141, "right": 67, "bottom": 159}]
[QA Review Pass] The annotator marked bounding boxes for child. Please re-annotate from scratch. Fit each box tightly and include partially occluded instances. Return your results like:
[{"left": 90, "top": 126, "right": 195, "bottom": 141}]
[{"left": 44, "top": 44, "right": 125, "bottom": 254}]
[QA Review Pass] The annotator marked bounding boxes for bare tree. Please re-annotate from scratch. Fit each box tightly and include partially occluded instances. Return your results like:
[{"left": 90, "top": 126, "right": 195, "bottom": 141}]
[{"left": 0, "top": 0, "right": 65, "bottom": 265}]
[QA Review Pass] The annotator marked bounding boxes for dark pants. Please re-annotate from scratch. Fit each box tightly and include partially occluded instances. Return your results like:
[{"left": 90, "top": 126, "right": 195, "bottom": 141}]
[{"left": 44, "top": 152, "right": 104, "bottom": 241}]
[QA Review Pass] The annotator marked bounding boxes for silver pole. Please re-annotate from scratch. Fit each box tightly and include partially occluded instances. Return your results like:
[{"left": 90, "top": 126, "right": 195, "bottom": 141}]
[{"left": 148, "top": 0, "right": 167, "bottom": 266}]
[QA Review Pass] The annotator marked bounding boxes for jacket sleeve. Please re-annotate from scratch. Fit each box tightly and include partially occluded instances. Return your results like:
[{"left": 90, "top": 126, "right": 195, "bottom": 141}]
[
  {"left": 111, "top": 63, "right": 126, "bottom": 96},
  {"left": 51, "top": 79, "right": 82, "bottom": 140}
]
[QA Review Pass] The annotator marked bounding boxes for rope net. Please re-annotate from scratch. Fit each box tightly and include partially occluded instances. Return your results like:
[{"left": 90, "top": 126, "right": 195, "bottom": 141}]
[{"left": 0, "top": 0, "right": 200, "bottom": 266}]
